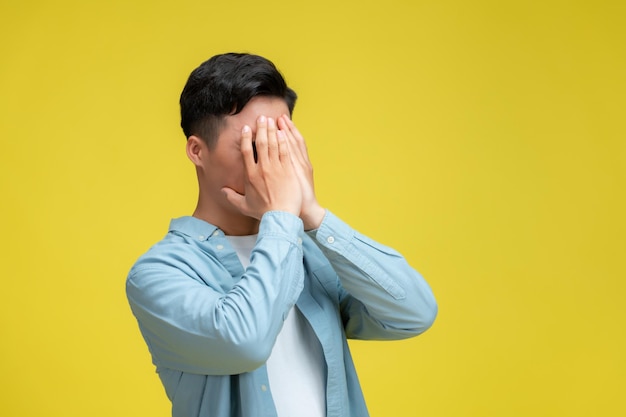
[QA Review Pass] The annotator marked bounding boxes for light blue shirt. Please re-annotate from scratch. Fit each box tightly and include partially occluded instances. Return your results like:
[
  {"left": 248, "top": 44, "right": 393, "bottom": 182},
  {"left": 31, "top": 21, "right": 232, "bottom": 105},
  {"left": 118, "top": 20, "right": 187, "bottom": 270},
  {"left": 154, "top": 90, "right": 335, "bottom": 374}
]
[{"left": 126, "top": 210, "right": 437, "bottom": 417}]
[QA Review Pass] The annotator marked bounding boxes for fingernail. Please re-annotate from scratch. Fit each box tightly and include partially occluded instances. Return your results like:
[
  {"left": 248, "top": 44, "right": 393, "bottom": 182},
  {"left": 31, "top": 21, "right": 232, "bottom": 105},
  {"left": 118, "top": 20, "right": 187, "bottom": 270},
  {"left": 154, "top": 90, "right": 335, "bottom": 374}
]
[
  {"left": 259, "top": 115, "right": 266, "bottom": 123},
  {"left": 242, "top": 125, "right": 250, "bottom": 133},
  {"left": 268, "top": 117, "right": 275, "bottom": 127}
]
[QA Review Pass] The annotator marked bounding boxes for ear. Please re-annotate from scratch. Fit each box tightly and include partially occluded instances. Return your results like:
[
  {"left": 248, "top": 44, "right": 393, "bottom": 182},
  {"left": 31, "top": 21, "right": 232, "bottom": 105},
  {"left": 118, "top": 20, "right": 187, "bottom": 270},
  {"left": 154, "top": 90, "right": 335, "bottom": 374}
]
[{"left": 186, "top": 135, "right": 206, "bottom": 167}]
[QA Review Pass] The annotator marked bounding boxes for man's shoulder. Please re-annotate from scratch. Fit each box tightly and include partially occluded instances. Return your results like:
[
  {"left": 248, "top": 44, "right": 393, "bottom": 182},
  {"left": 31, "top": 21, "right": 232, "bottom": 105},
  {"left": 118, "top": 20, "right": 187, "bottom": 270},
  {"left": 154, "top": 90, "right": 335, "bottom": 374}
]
[
  {"left": 135, "top": 216, "right": 218, "bottom": 259},
  {"left": 128, "top": 224, "right": 223, "bottom": 279}
]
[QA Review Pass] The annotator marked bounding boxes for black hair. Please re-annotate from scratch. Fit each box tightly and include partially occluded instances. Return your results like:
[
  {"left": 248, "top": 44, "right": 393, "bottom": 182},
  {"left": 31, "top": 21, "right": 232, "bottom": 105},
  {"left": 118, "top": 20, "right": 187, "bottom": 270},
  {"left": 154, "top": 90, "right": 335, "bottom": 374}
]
[{"left": 180, "top": 52, "right": 297, "bottom": 147}]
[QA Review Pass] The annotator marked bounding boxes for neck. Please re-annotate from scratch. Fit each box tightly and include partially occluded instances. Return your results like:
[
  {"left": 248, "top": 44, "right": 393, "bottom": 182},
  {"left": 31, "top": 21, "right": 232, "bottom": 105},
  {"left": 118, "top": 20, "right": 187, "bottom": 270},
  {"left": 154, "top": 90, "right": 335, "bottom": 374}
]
[{"left": 192, "top": 198, "right": 260, "bottom": 236}]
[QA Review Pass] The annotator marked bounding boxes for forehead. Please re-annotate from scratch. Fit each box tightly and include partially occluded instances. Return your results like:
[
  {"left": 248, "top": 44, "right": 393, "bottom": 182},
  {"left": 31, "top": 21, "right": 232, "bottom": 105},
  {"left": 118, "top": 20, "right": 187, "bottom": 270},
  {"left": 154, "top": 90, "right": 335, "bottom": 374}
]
[{"left": 225, "top": 96, "right": 290, "bottom": 132}]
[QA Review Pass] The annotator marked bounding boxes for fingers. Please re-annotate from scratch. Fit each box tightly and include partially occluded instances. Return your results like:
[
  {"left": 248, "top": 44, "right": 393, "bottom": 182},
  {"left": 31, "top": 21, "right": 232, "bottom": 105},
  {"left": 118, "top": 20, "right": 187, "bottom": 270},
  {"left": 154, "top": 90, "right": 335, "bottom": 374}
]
[
  {"left": 267, "top": 117, "right": 280, "bottom": 163},
  {"left": 254, "top": 115, "right": 269, "bottom": 164},
  {"left": 277, "top": 130, "right": 289, "bottom": 160},
  {"left": 255, "top": 115, "right": 288, "bottom": 165},
  {"left": 221, "top": 186, "right": 246, "bottom": 213},
  {"left": 240, "top": 124, "right": 256, "bottom": 173},
  {"left": 277, "top": 115, "right": 309, "bottom": 165}
]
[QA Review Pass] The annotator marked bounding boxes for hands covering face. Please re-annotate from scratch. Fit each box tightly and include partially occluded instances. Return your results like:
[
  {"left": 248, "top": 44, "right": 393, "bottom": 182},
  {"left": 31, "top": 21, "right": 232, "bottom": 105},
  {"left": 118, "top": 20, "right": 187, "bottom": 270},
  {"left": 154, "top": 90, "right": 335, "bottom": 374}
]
[{"left": 222, "top": 115, "right": 326, "bottom": 230}]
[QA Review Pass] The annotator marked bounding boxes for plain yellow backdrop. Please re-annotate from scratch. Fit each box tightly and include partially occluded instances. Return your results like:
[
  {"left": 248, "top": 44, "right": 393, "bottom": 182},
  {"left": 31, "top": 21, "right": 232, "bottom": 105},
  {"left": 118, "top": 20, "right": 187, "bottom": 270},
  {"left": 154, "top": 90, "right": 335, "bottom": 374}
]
[{"left": 1, "top": 0, "right": 624, "bottom": 416}]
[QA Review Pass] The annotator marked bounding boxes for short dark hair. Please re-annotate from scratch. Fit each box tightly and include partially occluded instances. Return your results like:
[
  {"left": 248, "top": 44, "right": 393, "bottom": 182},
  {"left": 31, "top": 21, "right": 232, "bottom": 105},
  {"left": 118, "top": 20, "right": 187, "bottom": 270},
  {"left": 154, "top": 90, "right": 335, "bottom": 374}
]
[{"left": 180, "top": 53, "right": 297, "bottom": 147}]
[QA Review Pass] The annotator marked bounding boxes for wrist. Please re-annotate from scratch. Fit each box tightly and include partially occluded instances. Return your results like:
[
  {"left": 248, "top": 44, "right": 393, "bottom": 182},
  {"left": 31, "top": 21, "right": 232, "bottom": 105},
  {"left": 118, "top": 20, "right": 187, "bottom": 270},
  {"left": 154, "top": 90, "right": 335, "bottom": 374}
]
[{"left": 301, "top": 204, "right": 326, "bottom": 231}]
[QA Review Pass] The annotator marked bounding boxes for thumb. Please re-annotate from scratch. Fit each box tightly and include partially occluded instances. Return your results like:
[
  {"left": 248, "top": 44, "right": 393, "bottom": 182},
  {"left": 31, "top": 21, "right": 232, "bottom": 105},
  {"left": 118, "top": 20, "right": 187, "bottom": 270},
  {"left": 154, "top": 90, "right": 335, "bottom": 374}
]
[{"left": 221, "top": 187, "right": 246, "bottom": 212}]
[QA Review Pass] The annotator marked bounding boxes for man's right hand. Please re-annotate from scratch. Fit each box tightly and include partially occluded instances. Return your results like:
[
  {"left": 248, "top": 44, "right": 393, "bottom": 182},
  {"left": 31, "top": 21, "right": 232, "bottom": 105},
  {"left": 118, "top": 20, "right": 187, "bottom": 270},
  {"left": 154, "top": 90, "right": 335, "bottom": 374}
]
[{"left": 222, "top": 115, "right": 303, "bottom": 220}]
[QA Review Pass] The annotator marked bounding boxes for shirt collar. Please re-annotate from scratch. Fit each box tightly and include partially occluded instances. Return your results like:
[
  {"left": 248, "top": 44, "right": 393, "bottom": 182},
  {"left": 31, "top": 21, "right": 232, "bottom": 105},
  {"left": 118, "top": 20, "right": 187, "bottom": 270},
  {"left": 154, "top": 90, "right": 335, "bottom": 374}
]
[{"left": 168, "top": 216, "right": 220, "bottom": 241}]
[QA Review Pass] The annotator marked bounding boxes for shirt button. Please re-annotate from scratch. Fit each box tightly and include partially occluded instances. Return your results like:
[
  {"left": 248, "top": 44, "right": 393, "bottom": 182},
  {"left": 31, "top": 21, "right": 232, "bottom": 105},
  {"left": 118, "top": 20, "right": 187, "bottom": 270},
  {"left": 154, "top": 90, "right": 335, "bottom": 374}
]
[
  {"left": 327, "top": 236, "right": 335, "bottom": 244},
  {"left": 261, "top": 384, "right": 268, "bottom": 391},
  {"left": 198, "top": 235, "right": 205, "bottom": 241},
  {"left": 297, "top": 237, "right": 303, "bottom": 245},
  {"left": 216, "top": 244, "right": 224, "bottom": 250},
  {"left": 212, "top": 230, "right": 219, "bottom": 237}
]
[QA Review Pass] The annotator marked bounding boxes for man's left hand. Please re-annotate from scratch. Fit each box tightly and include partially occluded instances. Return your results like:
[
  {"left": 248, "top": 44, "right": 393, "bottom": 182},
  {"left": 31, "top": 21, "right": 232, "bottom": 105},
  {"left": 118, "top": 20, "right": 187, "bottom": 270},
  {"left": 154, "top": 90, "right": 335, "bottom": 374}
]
[{"left": 278, "top": 115, "right": 326, "bottom": 230}]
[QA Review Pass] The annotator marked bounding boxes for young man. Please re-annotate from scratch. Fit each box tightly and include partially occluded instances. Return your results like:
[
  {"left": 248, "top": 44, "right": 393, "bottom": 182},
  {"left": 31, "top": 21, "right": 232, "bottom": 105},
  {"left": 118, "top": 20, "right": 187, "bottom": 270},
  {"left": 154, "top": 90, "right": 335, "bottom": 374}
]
[{"left": 126, "top": 53, "right": 437, "bottom": 417}]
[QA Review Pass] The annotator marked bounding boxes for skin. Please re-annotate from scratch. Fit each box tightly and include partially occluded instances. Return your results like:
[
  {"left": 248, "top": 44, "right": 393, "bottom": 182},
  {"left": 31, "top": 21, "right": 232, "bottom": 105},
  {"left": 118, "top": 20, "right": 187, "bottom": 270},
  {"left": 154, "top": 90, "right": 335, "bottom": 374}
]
[{"left": 186, "top": 96, "right": 326, "bottom": 236}]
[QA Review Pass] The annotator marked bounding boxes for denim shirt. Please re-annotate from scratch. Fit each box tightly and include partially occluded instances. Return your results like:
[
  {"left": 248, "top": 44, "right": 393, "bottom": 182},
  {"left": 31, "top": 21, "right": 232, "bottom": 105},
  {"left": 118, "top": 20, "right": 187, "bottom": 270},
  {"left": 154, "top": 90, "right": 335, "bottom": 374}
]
[{"left": 126, "top": 210, "right": 437, "bottom": 417}]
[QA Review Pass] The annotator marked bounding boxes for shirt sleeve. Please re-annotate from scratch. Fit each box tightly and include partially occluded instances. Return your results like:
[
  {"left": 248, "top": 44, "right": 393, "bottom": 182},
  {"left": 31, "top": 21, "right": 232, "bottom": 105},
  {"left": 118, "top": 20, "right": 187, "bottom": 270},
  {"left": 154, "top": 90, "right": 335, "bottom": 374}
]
[
  {"left": 306, "top": 210, "right": 438, "bottom": 340},
  {"left": 126, "top": 211, "right": 305, "bottom": 375}
]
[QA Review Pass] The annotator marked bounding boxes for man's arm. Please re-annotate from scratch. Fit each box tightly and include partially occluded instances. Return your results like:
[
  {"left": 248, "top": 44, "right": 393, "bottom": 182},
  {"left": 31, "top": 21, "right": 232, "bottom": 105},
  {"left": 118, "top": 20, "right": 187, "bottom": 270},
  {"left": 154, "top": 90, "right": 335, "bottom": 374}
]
[
  {"left": 279, "top": 116, "right": 437, "bottom": 338},
  {"left": 309, "top": 211, "right": 437, "bottom": 340},
  {"left": 126, "top": 211, "right": 305, "bottom": 375}
]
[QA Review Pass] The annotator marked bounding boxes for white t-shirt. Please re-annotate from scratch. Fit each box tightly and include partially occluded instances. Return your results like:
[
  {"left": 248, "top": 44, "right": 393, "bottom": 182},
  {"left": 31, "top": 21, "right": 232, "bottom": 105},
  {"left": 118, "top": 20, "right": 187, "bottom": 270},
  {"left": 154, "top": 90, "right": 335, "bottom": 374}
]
[{"left": 226, "top": 235, "right": 326, "bottom": 417}]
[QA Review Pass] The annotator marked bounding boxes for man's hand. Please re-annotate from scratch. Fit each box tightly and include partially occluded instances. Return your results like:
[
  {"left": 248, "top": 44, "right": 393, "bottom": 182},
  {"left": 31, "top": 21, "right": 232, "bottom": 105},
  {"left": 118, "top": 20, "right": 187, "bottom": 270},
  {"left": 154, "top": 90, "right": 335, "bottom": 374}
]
[
  {"left": 222, "top": 116, "right": 302, "bottom": 220},
  {"left": 277, "top": 115, "right": 326, "bottom": 230}
]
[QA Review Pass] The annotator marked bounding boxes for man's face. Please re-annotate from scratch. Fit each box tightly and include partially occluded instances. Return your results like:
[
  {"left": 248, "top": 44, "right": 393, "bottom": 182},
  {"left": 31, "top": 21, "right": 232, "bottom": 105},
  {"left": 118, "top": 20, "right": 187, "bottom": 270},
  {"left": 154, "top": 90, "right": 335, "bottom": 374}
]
[{"left": 202, "top": 96, "right": 290, "bottom": 213}]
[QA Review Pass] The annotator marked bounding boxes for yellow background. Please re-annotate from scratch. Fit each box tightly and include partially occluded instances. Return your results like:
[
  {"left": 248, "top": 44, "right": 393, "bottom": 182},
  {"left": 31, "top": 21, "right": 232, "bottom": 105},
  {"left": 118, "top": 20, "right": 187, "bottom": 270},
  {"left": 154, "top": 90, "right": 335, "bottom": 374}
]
[{"left": 1, "top": 0, "right": 624, "bottom": 416}]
